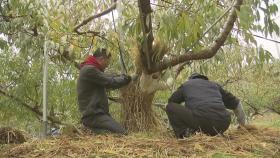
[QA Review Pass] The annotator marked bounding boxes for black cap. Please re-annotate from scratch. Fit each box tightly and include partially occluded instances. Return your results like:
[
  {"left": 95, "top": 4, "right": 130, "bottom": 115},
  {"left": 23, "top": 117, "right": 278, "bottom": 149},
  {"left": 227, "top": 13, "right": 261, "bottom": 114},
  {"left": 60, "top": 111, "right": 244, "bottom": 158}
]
[
  {"left": 189, "top": 73, "right": 209, "bottom": 80},
  {"left": 93, "top": 48, "right": 111, "bottom": 58}
]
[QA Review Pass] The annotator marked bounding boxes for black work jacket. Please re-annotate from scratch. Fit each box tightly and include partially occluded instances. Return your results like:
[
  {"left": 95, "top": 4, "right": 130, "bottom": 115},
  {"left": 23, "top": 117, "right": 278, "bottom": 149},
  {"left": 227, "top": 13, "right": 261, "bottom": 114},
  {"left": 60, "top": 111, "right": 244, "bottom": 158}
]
[
  {"left": 168, "top": 78, "right": 239, "bottom": 120},
  {"left": 77, "top": 65, "right": 128, "bottom": 119}
]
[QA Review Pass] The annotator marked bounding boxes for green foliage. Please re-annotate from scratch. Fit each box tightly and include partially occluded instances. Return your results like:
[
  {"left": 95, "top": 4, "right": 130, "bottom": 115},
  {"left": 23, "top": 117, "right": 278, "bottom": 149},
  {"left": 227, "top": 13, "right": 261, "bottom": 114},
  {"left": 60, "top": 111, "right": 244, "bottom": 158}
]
[
  {"left": 0, "top": 0, "right": 280, "bottom": 135},
  {"left": 169, "top": 44, "right": 280, "bottom": 119}
]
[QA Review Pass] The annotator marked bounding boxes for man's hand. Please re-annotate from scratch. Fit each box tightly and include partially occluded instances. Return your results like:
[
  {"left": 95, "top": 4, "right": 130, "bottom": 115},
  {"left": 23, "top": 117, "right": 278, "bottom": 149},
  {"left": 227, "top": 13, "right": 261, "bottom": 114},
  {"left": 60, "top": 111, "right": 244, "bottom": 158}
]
[
  {"left": 121, "top": 74, "right": 131, "bottom": 84},
  {"left": 234, "top": 102, "right": 246, "bottom": 126}
]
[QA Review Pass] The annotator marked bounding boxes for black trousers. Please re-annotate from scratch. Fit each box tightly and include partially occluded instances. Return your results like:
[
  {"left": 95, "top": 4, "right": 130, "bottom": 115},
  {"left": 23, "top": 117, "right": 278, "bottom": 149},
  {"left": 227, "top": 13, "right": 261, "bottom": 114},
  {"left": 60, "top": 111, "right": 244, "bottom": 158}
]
[
  {"left": 82, "top": 114, "right": 127, "bottom": 135},
  {"left": 166, "top": 103, "right": 230, "bottom": 138}
]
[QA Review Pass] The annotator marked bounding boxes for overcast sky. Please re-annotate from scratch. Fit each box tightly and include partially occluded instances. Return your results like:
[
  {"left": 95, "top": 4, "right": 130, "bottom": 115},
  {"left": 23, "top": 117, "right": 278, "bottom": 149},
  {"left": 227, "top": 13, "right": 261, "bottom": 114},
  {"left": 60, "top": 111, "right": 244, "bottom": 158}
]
[
  {"left": 1, "top": 1, "right": 280, "bottom": 59},
  {"left": 255, "top": 0, "right": 280, "bottom": 58}
]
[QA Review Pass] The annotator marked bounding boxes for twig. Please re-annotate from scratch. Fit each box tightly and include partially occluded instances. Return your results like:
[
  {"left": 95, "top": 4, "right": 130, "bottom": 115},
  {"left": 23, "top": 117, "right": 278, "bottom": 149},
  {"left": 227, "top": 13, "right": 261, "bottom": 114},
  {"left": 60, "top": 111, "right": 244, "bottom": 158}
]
[
  {"left": 73, "top": 2, "right": 117, "bottom": 33},
  {"left": 267, "top": 107, "right": 280, "bottom": 115},
  {"left": 175, "top": 61, "right": 192, "bottom": 78},
  {"left": 108, "top": 96, "right": 123, "bottom": 104},
  {"left": 232, "top": 28, "right": 280, "bottom": 44},
  {"left": 244, "top": 100, "right": 263, "bottom": 117},
  {"left": 75, "top": 30, "right": 100, "bottom": 36}
]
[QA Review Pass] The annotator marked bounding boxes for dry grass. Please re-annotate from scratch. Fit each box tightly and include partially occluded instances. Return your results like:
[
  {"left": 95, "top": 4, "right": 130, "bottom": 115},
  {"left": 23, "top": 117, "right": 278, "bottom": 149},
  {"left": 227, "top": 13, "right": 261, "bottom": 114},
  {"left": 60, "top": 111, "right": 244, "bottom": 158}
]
[
  {"left": 1, "top": 114, "right": 280, "bottom": 158},
  {"left": 1, "top": 125, "right": 280, "bottom": 158},
  {"left": 0, "top": 127, "right": 26, "bottom": 144}
]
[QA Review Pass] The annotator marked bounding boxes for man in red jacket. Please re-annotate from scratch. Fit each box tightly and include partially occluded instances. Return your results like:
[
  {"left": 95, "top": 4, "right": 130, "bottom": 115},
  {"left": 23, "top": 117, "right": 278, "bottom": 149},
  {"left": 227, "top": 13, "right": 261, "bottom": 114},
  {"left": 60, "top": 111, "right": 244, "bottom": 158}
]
[{"left": 77, "top": 48, "right": 131, "bottom": 134}]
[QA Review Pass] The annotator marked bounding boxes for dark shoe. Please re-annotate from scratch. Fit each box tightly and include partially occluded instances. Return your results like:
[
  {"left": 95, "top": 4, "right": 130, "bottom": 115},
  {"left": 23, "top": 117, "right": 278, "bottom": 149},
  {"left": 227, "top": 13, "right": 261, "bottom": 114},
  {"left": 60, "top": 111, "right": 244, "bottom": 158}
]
[
  {"left": 181, "top": 128, "right": 196, "bottom": 138},
  {"left": 91, "top": 128, "right": 111, "bottom": 135}
]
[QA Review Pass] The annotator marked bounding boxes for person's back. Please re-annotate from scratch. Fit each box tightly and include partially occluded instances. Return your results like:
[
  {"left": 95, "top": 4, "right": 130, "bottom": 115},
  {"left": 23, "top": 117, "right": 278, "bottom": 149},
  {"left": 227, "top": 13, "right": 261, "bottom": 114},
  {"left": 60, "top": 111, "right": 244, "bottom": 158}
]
[
  {"left": 166, "top": 73, "right": 246, "bottom": 138},
  {"left": 180, "top": 78, "right": 232, "bottom": 120}
]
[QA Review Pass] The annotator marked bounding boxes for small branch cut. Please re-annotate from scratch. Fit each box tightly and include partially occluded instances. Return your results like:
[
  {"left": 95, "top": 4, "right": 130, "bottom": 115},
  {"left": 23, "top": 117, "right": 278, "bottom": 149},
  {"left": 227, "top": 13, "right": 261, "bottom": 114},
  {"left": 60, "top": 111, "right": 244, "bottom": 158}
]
[
  {"left": 73, "top": 1, "right": 117, "bottom": 34},
  {"left": 148, "top": 0, "right": 244, "bottom": 73}
]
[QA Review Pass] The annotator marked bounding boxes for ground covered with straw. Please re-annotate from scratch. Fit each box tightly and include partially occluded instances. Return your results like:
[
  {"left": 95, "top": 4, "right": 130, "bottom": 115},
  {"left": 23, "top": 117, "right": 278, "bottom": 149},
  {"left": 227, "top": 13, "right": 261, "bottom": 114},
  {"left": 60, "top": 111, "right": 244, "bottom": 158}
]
[{"left": 1, "top": 114, "right": 280, "bottom": 158}]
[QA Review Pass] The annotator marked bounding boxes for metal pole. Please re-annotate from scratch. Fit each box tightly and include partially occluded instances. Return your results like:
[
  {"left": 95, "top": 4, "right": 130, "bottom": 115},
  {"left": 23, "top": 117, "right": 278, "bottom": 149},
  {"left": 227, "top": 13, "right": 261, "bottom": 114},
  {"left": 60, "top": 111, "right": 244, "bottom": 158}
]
[{"left": 42, "top": 37, "right": 48, "bottom": 138}]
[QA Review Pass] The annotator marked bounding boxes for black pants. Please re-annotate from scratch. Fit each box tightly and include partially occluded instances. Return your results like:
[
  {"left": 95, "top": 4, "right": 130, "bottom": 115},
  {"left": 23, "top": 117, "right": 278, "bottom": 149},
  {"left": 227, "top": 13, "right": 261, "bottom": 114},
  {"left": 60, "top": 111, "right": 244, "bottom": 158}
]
[
  {"left": 82, "top": 114, "right": 127, "bottom": 135},
  {"left": 166, "top": 103, "right": 230, "bottom": 138}
]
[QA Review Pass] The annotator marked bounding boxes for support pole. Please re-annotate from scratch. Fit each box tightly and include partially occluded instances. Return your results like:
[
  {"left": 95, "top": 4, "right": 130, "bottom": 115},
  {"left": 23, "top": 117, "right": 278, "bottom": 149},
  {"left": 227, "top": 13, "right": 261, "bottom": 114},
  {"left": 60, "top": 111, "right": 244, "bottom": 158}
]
[{"left": 42, "top": 37, "right": 48, "bottom": 138}]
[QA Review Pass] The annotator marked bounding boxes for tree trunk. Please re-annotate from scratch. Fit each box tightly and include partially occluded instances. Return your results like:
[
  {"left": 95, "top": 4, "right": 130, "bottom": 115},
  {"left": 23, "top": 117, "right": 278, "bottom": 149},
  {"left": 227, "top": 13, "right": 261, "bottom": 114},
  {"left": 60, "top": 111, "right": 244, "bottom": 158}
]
[{"left": 120, "top": 81, "right": 159, "bottom": 132}]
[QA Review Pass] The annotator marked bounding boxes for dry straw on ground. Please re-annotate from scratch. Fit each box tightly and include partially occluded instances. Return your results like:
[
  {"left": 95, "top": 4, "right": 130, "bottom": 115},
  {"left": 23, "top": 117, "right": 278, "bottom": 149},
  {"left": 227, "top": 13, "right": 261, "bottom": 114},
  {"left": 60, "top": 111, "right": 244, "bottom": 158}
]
[
  {"left": 0, "top": 127, "right": 26, "bottom": 144},
  {"left": 1, "top": 125, "right": 279, "bottom": 158}
]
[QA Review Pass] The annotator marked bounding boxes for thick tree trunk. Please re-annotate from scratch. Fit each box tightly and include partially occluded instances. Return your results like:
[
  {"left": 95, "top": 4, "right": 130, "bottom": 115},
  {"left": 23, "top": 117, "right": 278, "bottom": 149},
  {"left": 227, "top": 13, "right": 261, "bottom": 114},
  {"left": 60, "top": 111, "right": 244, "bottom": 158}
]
[{"left": 120, "top": 82, "right": 159, "bottom": 132}]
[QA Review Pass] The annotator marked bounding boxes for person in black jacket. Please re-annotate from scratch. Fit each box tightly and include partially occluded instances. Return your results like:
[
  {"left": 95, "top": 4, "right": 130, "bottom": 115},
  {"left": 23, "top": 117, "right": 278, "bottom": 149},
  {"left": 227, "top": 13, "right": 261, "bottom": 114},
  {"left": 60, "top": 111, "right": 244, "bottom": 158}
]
[
  {"left": 77, "top": 48, "right": 131, "bottom": 135},
  {"left": 166, "top": 73, "right": 246, "bottom": 138}
]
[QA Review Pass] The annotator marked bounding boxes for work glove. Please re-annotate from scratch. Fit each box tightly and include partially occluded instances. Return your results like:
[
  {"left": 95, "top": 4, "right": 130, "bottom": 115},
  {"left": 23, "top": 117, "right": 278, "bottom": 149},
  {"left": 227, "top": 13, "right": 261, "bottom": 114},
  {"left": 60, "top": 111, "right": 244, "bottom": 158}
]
[
  {"left": 121, "top": 74, "right": 131, "bottom": 84},
  {"left": 234, "top": 102, "right": 246, "bottom": 127}
]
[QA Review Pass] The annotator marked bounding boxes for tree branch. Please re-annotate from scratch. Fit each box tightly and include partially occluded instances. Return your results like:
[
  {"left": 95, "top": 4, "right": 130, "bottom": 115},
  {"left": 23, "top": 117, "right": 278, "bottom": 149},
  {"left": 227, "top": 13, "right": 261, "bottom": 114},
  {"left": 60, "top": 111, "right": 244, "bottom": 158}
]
[
  {"left": 138, "top": 0, "right": 154, "bottom": 71},
  {"left": 175, "top": 61, "right": 192, "bottom": 78},
  {"left": 108, "top": 96, "right": 123, "bottom": 104},
  {"left": 55, "top": 49, "right": 80, "bottom": 69},
  {"left": 74, "top": 30, "right": 100, "bottom": 36},
  {"left": 232, "top": 27, "right": 280, "bottom": 44},
  {"left": 0, "top": 88, "right": 62, "bottom": 125},
  {"left": 244, "top": 100, "right": 263, "bottom": 117},
  {"left": 73, "top": 2, "right": 117, "bottom": 33},
  {"left": 148, "top": 0, "right": 243, "bottom": 73}
]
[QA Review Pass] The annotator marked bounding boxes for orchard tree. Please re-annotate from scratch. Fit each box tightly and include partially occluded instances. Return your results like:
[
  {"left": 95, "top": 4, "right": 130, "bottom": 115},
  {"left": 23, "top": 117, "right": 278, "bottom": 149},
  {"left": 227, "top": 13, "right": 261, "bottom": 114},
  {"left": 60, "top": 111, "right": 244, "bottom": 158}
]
[{"left": 0, "top": 0, "right": 279, "bottom": 132}]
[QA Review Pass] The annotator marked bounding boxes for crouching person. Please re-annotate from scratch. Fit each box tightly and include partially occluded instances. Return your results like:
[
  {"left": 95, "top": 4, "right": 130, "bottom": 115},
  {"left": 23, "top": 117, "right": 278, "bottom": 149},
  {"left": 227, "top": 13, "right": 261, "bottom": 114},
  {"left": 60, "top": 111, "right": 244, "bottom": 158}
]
[
  {"left": 77, "top": 48, "right": 131, "bottom": 135},
  {"left": 166, "top": 73, "right": 246, "bottom": 138}
]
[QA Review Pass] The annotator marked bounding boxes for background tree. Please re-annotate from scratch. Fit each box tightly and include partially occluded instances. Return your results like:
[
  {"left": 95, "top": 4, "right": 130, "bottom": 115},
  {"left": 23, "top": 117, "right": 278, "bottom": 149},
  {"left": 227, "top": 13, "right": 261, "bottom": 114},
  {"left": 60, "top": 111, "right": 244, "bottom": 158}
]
[{"left": 0, "top": 0, "right": 279, "bottom": 133}]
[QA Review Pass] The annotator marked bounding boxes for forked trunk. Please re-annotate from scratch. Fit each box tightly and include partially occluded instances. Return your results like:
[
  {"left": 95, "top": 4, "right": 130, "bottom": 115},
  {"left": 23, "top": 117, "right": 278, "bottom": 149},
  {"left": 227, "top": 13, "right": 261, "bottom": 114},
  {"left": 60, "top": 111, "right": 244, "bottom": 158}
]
[{"left": 120, "top": 81, "right": 159, "bottom": 132}]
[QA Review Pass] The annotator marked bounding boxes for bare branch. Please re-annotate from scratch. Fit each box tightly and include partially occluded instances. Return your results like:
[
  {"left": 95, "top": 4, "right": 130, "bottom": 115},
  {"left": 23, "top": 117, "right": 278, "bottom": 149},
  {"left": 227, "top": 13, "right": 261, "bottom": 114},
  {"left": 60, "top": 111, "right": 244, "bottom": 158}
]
[
  {"left": 0, "top": 88, "right": 62, "bottom": 125},
  {"left": 232, "top": 27, "right": 280, "bottom": 44},
  {"left": 73, "top": 2, "right": 117, "bottom": 33},
  {"left": 56, "top": 49, "right": 80, "bottom": 69},
  {"left": 244, "top": 100, "right": 263, "bottom": 117},
  {"left": 75, "top": 30, "right": 100, "bottom": 36},
  {"left": 0, "top": 14, "right": 27, "bottom": 19},
  {"left": 267, "top": 107, "right": 280, "bottom": 115},
  {"left": 108, "top": 96, "right": 123, "bottom": 104},
  {"left": 148, "top": 0, "right": 243, "bottom": 73},
  {"left": 175, "top": 61, "right": 192, "bottom": 78},
  {"left": 160, "top": 0, "right": 172, "bottom": 5}
]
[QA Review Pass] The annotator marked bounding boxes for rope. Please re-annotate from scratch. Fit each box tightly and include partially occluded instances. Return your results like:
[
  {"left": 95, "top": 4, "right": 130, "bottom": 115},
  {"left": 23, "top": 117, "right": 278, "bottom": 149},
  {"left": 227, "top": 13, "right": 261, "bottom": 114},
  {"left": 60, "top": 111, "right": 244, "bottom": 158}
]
[{"left": 112, "top": 1, "right": 128, "bottom": 74}]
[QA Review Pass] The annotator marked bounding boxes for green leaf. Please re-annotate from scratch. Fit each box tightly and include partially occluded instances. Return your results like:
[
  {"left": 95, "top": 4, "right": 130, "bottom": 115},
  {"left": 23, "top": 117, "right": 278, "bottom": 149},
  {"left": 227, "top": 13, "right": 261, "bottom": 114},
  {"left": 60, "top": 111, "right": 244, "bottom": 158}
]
[
  {"left": 0, "top": 39, "right": 8, "bottom": 50},
  {"left": 238, "top": 6, "right": 253, "bottom": 30},
  {"left": 269, "top": 4, "right": 278, "bottom": 15},
  {"left": 258, "top": 47, "right": 265, "bottom": 63},
  {"left": 264, "top": 50, "right": 273, "bottom": 62}
]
